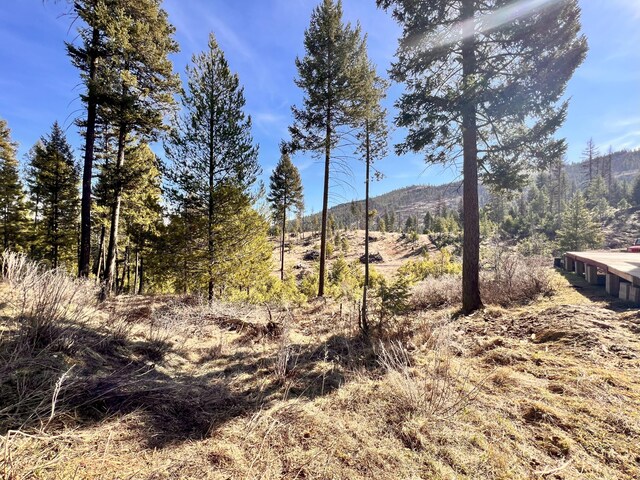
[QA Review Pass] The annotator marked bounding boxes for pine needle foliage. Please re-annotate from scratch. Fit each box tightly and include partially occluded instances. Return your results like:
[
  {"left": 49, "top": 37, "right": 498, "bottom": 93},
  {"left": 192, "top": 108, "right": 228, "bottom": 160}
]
[
  {"left": 26, "top": 122, "right": 80, "bottom": 269},
  {"left": 0, "top": 118, "right": 29, "bottom": 252}
]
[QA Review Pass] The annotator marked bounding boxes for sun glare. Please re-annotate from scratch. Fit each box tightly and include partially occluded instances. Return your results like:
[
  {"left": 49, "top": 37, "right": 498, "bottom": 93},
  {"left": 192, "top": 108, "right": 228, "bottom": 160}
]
[{"left": 421, "top": 0, "right": 565, "bottom": 50}]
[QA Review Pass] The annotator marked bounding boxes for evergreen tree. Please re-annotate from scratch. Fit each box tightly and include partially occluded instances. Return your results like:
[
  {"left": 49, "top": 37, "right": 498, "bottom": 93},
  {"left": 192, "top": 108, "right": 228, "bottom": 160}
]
[
  {"left": 557, "top": 193, "right": 603, "bottom": 252},
  {"left": 289, "top": 0, "right": 368, "bottom": 297},
  {"left": 423, "top": 211, "right": 435, "bottom": 233},
  {"left": 212, "top": 206, "right": 272, "bottom": 297},
  {"left": 631, "top": 174, "right": 640, "bottom": 207},
  {"left": 0, "top": 119, "right": 29, "bottom": 251},
  {"left": 378, "top": 216, "right": 386, "bottom": 233},
  {"left": 378, "top": 0, "right": 587, "bottom": 313},
  {"left": 349, "top": 201, "right": 362, "bottom": 230},
  {"left": 99, "top": 0, "right": 180, "bottom": 297},
  {"left": 26, "top": 122, "right": 80, "bottom": 269},
  {"left": 94, "top": 142, "right": 163, "bottom": 293},
  {"left": 586, "top": 175, "right": 608, "bottom": 209},
  {"left": 350, "top": 40, "right": 388, "bottom": 332},
  {"left": 548, "top": 158, "right": 568, "bottom": 216},
  {"left": 164, "top": 33, "right": 260, "bottom": 300},
  {"left": 67, "top": 0, "right": 114, "bottom": 277},
  {"left": 267, "top": 152, "right": 304, "bottom": 280}
]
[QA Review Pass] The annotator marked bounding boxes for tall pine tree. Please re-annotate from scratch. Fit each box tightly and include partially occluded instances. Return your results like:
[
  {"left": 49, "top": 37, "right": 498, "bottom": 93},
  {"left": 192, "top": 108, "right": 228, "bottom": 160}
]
[
  {"left": 164, "top": 33, "right": 260, "bottom": 300},
  {"left": 0, "top": 119, "right": 29, "bottom": 252},
  {"left": 289, "top": 0, "right": 368, "bottom": 297},
  {"left": 98, "top": 0, "right": 179, "bottom": 297},
  {"left": 351, "top": 45, "right": 388, "bottom": 333},
  {"left": 27, "top": 122, "right": 80, "bottom": 269},
  {"left": 378, "top": 0, "right": 587, "bottom": 313},
  {"left": 267, "top": 152, "right": 304, "bottom": 281},
  {"left": 67, "top": 0, "right": 118, "bottom": 278}
]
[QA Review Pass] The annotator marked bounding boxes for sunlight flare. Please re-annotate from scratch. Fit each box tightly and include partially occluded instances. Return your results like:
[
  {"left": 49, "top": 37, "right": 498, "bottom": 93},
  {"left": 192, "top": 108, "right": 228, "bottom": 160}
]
[{"left": 415, "top": 0, "right": 566, "bottom": 50}]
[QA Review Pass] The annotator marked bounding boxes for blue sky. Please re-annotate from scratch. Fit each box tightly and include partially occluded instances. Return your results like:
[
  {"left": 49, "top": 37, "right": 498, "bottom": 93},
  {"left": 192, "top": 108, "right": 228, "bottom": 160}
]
[{"left": 1, "top": 0, "right": 639, "bottom": 213}]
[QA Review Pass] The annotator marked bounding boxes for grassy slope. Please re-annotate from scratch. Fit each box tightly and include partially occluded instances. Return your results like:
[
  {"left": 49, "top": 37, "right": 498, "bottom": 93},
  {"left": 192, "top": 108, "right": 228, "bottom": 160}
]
[
  {"left": 274, "top": 229, "right": 439, "bottom": 278},
  {"left": 1, "top": 271, "right": 640, "bottom": 479}
]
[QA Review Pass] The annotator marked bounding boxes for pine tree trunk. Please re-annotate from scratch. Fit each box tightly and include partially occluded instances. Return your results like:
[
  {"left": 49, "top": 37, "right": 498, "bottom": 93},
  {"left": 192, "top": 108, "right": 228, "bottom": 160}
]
[
  {"left": 134, "top": 250, "right": 139, "bottom": 295},
  {"left": 123, "top": 246, "right": 130, "bottom": 293},
  {"left": 79, "top": 27, "right": 99, "bottom": 278},
  {"left": 102, "top": 125, "right": 126, "bottom": 299},
  {"left": 319, "top": 48, "right": 332, "bottom": 298},
  {"left": 139, "top": 256, "right": 144, "bottom": 295},
  {"left": 281, "top": 200, "right": 287, "bottom": 281},
  {"left": 93, "top": 224, "right": 105, "bottom": 277},
  {"left": 208, "top": 96, "right": 215, "bottom": 302},
  {"left": 461, "top": 0, "right": 483, "bottom": 314},
  {"left": 361, "top": 119, "right": 371, "bottom": 334}
]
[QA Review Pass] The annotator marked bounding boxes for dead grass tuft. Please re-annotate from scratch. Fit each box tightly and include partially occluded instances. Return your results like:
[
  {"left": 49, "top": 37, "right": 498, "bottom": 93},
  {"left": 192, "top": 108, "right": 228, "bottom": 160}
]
[
  {"left": 377, "top": 338, "right": 483, "bottom": 422},
  {"left": 522, "top": 401, "right": 564, "bottom": 426}
]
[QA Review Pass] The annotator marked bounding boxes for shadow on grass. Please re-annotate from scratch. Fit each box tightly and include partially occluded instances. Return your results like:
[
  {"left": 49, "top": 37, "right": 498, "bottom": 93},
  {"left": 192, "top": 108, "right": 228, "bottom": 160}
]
[
  {"left": 0, "top": 314, "right": 376, "bottom": 450},
  {"left": 555, "top": 268, "right": 638, "bottom": 312}
]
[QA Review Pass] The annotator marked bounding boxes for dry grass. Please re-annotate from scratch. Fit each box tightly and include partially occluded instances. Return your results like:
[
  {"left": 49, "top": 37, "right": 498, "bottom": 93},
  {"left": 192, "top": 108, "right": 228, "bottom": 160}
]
[{"left": 1, "top": 254, "right": 639, "bottom": 479}]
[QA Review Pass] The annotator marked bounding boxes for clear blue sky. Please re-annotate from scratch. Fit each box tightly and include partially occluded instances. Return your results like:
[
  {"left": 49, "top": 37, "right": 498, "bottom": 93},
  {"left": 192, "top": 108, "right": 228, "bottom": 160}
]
[{"left": 1, "top": 0, "right": 639, "bottom": 213}]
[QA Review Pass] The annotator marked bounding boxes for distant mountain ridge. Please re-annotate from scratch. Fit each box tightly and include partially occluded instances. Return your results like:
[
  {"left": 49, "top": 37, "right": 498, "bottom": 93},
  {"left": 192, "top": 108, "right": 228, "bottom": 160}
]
[{"left": 304, "top": 148, "right": 640, "bottom": 229}]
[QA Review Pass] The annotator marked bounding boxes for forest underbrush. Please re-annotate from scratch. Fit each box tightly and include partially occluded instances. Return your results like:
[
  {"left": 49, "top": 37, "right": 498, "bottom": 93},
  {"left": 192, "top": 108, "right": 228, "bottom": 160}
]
[{"left": 1, "top": 251, "right": 639, "bottom": 479}]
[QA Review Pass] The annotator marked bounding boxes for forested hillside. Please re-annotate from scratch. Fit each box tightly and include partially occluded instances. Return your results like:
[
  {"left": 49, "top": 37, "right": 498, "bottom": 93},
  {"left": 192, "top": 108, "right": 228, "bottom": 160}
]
[
  {"left": 565, "top": 148, "right": 640, "bottom": 185},
  {"left": 307, "top": 147, "right": 640, "bottom": 235}
]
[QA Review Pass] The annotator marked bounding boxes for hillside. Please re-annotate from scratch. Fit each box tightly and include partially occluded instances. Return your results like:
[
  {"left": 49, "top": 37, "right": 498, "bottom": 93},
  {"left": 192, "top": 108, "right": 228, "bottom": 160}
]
[
  {"left": 305, "top": 183, "right": 468, "bottom": 231},
  {"left": 274, "top": 230, "right": 440, "bottom": 279},
  {"left": 565, "top": 148, "right": 640, "bottom": 185},
  {"left": 306, "top": 148, "right": 640, "bottom": 230}
]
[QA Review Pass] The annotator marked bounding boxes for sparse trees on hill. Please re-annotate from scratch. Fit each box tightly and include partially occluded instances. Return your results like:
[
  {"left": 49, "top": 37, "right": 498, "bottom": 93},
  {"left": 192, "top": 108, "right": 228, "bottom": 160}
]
[
  {"left": 605, "top": 146, "right": 613, "bottom": 195},
  {"left": 378, "top": 0, "right": 587, "bottom": 313},
  {"left": 289, "top": 0, "right": 369, "bottom": 297},
  {"left": 26, "top": 122, "right": 80, "bottom": 269},
  {"left": 268, "top": 152, "right": 304, "bottom": 280},
  {"left": 0, "top": 119, "right": 29, "bottom": 252},
  {"left": 164, "top": 33, "right": 261, "bottom": 300}
]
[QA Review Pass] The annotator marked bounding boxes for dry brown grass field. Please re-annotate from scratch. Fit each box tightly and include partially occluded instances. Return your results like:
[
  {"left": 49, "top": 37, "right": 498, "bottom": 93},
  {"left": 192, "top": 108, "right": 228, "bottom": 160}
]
[{"left": 1, "top": 251, "right": 640, "bottom": 479}]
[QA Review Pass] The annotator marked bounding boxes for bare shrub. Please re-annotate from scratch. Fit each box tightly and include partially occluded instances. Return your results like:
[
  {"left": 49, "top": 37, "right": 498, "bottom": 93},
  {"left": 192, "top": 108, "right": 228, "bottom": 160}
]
[
  {"left": 410, "top": 275, "right": 461, "bottom": 310},
  {"left": 272, "top": 317, "right": 299, "bottom": 386},
  {"left": 0, "top": 252, "right": 100, "bottom": 431},
  {"left": 376, "top": 338, "right": 481, "bottom": 420},
  {"left": 482, "top": 254, "right": 554, "bottom": 306},
  {"left": 410, "top": 253, "right": 555, "bottom": 310},
  {"left": 2, "top": 251, "right": 98, "bottom": 352}
]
